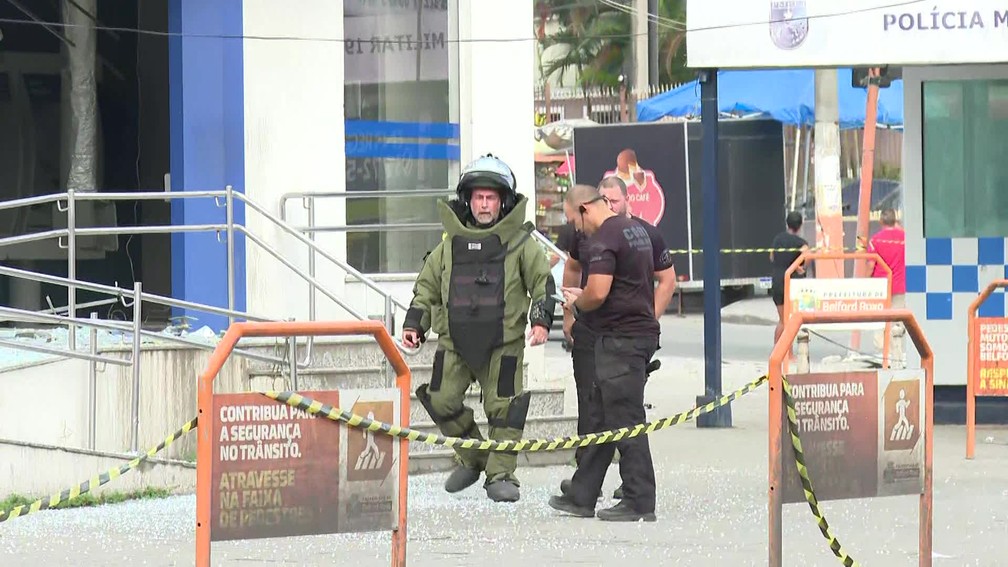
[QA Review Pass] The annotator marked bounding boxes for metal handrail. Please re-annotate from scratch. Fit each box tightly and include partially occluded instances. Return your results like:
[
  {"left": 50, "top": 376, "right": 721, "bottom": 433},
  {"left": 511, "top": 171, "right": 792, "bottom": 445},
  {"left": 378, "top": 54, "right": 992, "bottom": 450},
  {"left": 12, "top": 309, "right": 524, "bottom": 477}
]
[
  {"left": 0, "top": 187, "right": 418, "bottom": 355},
  {"left": 0, "top": 304, "right": 295, "bottom": 368},
  {"left": 0, "top": 336, "right": 130, "bottom": 366}
]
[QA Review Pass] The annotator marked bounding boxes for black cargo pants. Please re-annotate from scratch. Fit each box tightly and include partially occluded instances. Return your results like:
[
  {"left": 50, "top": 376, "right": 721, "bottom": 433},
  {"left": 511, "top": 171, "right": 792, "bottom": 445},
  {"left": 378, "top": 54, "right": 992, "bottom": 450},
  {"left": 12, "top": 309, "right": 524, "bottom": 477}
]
[{"left": 568, "top": 333, "right": 659, "bottom": 513}]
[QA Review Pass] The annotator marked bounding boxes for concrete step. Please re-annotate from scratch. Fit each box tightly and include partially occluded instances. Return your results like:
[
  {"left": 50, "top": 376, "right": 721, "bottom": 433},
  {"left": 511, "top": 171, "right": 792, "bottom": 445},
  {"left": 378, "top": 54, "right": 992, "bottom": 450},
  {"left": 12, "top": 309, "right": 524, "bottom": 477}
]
[
  {"left": 247, "top": 361, "right": 530, "bottom": 393},
  {"left": 407, "top": 387, "right": 564, "bottom": 424},
  {"left": 241, "top": 336, "right": 441, "bottom": 375},
  {"left": 408, "top": 445, "right": 576, "bottom": 474},
  {"left": 406, "top": 414, "right": 578, "bottom": 474}
]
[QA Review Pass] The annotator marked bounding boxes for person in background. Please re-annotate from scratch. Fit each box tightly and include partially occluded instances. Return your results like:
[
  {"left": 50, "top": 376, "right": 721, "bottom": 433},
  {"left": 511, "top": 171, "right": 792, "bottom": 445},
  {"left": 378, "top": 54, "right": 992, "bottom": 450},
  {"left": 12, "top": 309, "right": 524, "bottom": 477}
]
[
  {"left": 865, "top": 208, "right": 906, "bottom": 353},
  {"left": 769, "top": 211, "right": 810, "bottom": 349}
]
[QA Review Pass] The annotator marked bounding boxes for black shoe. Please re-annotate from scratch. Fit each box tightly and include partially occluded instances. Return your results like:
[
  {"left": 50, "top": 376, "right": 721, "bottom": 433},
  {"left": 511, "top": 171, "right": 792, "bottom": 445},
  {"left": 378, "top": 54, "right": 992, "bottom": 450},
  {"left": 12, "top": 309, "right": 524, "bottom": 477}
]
[
  {"left": 597, "top": 501, "right": 656, "bottom": 522},
  {"left": 613, "top": 484, "right": 624, "bottom": 499},
  {"left": 444, "top": 465, "right": 481, "bottom": 493},
  {"left": 485, "top": 479, "right": 520, "bottom": 503},
  {"left": 548, "top": 494, "right": 595, "bottom": 518},
  {"left": 560, "top": 478, "right": 602, "bottom": 500}
]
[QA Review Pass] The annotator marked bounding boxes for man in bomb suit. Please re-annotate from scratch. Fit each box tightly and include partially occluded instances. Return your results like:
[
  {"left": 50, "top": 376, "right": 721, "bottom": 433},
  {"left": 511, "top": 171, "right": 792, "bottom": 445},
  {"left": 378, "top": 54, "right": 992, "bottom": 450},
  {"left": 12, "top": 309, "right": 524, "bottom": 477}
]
[{"left": 401, "top": 154, "right": 555, "bottom": 503}]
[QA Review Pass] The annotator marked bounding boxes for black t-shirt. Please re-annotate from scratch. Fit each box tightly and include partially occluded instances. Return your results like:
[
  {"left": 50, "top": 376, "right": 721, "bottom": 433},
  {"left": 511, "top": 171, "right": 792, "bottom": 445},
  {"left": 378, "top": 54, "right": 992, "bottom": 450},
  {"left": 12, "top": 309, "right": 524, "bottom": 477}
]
[
  {"left": 581, "top": 215, "right": 660, "bottom": 337},
  {"left": 632, "top": 216, "right": 675, "bottom": 273},
  {"left": 555, "top": 223, "right": 577, "bottom": 255},
  {"left": 770, "top": 231, "right": 808, "bottom": 288},
  {"left": 565, "top": 216, "right": 673, "bottom": 282}
]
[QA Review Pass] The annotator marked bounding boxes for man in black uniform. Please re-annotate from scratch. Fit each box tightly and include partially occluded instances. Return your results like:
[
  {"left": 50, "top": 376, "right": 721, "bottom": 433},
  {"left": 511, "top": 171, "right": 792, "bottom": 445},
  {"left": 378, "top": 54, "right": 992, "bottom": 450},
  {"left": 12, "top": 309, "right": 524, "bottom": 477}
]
[
  {"left": 548, "top": 184, "right": 661, "bottom": 522},
  {"left": 559, "top": 176, "right": 676, "bottom": 501}
]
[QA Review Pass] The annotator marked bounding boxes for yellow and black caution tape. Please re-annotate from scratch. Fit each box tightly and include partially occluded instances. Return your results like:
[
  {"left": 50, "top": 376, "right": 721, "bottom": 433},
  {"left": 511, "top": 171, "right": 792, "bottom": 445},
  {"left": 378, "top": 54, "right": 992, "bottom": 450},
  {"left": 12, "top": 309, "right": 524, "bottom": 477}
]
[
  {"left": 781, "top": 377, "right": 858, "bottom": 567},
  {"left": 262, "top": 374, "right": 767, "bottom": 452},
  {"left": 0, "top": 417, "right": 198, "bottom": 523}
]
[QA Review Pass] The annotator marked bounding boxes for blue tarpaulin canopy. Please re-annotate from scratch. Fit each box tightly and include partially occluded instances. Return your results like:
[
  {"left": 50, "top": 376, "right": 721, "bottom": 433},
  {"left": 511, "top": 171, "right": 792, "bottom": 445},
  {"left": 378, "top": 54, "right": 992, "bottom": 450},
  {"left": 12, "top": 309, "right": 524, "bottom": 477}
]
[{"left": 636, "top": 68, "right": 903, "bottom": 129}]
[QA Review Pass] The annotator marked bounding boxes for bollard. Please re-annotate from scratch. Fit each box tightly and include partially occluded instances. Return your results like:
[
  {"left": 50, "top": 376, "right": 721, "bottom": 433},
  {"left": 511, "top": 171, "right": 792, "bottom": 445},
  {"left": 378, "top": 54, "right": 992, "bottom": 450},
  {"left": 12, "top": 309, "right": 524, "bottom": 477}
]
[{"left": 795, "top": 328, "right": 810, "bottom": 373}]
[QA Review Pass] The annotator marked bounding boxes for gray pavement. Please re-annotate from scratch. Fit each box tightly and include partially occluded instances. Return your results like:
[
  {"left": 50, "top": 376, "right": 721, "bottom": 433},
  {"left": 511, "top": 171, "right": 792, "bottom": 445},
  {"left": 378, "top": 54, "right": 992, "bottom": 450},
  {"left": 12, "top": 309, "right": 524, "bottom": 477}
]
[{"left": 2, "top": 312, "right": 1007, "bottom": 566}]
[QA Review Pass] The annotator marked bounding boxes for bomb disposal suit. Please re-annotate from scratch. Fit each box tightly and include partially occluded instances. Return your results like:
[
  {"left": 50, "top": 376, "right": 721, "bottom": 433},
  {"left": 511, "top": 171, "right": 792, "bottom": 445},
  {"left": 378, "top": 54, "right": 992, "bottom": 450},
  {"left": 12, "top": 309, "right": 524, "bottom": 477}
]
[{"left": 402, "top": 155, "right": 555, "bottom": 503}]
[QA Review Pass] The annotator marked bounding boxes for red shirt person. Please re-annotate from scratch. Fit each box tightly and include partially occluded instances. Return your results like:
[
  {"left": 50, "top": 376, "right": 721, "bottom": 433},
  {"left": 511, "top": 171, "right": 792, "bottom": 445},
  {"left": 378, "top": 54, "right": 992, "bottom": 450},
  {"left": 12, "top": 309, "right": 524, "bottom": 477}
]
[{"left": 866, "top": 208, "right": 906, "bottom": 302}]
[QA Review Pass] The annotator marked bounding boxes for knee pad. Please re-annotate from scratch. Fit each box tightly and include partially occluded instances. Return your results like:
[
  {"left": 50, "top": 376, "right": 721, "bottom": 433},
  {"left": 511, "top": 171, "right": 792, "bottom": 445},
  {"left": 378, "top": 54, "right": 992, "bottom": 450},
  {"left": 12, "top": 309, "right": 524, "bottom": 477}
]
[{"left": 503, "top": 391, "right": 532, "bottom": 430}]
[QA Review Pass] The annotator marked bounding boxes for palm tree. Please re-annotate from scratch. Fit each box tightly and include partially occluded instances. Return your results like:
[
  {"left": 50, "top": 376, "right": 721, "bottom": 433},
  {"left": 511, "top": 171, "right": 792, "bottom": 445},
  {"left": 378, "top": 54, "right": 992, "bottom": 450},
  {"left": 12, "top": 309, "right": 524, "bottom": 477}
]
[{"left": 536, "top": 0, "right": 691, "bottom": 95}]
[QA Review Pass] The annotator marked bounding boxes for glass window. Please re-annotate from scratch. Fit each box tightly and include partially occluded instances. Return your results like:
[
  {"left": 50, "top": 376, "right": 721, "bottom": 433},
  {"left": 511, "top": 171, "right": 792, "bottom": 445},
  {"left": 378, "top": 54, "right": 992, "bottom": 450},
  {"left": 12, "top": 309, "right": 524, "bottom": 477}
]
[
  {"left": 922, "top": 79, "right": 1008, "bottom": 238},
  {"left": 343, "top": 0, "right": 460, "bottom": 273}
]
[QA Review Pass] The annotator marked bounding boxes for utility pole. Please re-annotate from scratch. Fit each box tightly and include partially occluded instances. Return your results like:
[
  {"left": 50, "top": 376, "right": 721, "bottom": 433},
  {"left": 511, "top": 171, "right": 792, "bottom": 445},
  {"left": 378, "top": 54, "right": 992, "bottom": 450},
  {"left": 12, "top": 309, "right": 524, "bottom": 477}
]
[
  {"left": 813, "top": 70, "right": 844, "bottom": 279},
  {"left": 647, "top": 0, "right": 659, "bottom": 85},
  {"left": 633, "top": 0, "right": 648, "bottom": 92}
]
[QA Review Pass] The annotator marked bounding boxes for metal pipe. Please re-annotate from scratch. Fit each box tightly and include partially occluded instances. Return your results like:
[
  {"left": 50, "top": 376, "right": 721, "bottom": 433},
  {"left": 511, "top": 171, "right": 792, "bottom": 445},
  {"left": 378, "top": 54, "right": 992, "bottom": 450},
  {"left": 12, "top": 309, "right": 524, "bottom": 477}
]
[
  {"left": 0, "top": 336, "right": 129, "bottom": 366},
  {"left": 0, "top": 265, "right": 273, "bottom": 322},
  {"left": 236, "top": 194, "right": 410, "bottom": 311},
  {"left": 384, "top": 294, "right": 395, "bottom": 333},
  {"left": 40, "top": 297, "right": 118, "bottom": 315},
  {"left": 72, "top": 190, "right": 226, "bottom": 201},
  {"left": 73, "top": 224, "right": 229, "bottom": 236},
  {"left": 235, "top": 226, "right": 367, "bottom": 321},
  {"left": 67, "top": 189, "right": 77, "bottom": 350},
  {"left": 279, "top": 189, "right": 452, "bottom": 220},
  {"left": 131, "top": 282, "right": 142, "bottom": 453},
  {"left": 307, "top": 196, "right": 317, "bottom": 322},
  {"left": 88, "top": 312, "right": 98, "bottom": 450},
  {"left": 0, "top": 193, "right": 64, "bottom": 211},
  {"left": 226, "top": 185, "right": 235, "bottom": 326},
  {"left": 304, "top": 196, "right": 317, "bottom": 365},
  {"left": 289, "top": 336, "right": 298, "bottom": 391},
  {"left": 0, "top": 306, "right": 296, "bottom": 369},
  {"left": 0, "top": 229, "right": 69, "bottom": 248},
  {"left": 530, "top": 229, "right": 567, "bottom": 261}
]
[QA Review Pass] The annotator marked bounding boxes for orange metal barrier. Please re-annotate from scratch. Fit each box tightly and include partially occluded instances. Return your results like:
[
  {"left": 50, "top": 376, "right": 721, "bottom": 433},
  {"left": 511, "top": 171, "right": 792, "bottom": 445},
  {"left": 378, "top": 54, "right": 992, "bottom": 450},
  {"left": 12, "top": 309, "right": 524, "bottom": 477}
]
[
  {"left": 967, "top": 279, "right": 1008, "bottom": 459},
  {"left": 768, "top": 309, "right": 934, "bottom": 567},
  {"left": 783, "top": 250, "right": 893, "bottom": 367},
  {"left": 195, "top": 320, "right": 411, "bottom": 567}
]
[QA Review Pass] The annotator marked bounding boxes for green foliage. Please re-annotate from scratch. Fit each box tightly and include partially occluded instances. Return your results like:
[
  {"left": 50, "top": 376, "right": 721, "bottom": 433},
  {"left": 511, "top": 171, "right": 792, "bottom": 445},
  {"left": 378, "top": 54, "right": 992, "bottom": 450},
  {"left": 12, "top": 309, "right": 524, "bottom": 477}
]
[
  {"left": 1, "top": 486, "right": 172, "bottom": 513},
  {"left": 536, "top": 0, "right": 691, "bottom": 89}
]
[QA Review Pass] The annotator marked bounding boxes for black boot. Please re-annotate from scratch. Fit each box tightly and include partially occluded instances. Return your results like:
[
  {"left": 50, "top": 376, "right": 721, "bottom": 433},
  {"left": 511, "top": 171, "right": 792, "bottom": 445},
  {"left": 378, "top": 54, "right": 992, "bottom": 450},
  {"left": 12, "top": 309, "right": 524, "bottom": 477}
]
[
  {"left": 444, "top": 465, "right": 481, "bottom": 493},
  {"left": 597, "top": 501, "right": 656, "bottom": 522}
]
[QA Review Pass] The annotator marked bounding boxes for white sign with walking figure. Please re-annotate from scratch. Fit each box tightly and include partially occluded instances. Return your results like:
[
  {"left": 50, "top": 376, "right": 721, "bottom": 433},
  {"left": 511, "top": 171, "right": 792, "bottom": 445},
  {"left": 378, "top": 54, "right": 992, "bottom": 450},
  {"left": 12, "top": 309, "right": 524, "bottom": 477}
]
[{"left": 354, "top": 411, "right": 387, "bottom": 472}]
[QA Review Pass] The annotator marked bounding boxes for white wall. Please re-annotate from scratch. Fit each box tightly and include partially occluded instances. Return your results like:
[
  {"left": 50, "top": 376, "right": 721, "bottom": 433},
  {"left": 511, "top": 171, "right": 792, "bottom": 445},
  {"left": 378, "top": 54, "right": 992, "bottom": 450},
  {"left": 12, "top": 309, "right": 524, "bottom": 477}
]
[
  {"left": 458, "top": 1, "right": 549, "bottom": 384},
  {"left": 459, "top": 1, "right": 536, "bottom": 225},
  {"left": 242, "top": 1, "right": 350, "bottom": 323}
]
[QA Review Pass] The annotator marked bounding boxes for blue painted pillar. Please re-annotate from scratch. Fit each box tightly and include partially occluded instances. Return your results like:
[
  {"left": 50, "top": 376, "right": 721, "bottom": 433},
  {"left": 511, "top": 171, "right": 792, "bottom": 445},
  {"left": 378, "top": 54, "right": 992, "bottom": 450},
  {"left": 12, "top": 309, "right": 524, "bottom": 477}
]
[
  {"left": 697, "top": 68, "right": 731, "bottom": 428},
  {"left": 169, "top": 0, "right": 246, "bottom": 332}
]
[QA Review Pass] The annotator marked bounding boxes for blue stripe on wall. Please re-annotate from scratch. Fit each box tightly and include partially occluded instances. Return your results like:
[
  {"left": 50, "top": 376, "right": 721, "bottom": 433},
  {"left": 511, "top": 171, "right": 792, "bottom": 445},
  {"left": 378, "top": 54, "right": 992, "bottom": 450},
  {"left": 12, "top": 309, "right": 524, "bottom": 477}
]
[
  {"left": 345, "top": 120, "right": 460, "bottom": 140},
  {"left": 346, "top": 141, "right": 461, "bottom": 160},
  {"left": 169, "top": 0, "right": 246, "bottom": 332}
]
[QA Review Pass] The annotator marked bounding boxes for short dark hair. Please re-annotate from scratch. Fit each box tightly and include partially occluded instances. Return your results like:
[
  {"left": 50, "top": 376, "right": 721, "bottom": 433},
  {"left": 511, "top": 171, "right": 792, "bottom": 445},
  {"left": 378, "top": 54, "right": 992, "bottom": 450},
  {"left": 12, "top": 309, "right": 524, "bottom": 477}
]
[
  {"left": 598, "top": 176, "right": 628, "bottom": 197},
  {"left": 786, "top": 211, "right": 803, "bottom": 231},
  {"left": 880, "top": 208, "right": 897, "bottom": 226}
]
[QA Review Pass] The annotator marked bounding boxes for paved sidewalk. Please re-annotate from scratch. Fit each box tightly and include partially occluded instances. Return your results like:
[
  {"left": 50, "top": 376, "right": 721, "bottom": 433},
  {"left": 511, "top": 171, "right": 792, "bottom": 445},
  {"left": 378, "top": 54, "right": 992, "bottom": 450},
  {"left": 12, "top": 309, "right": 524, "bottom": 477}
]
[{"left": 2, "top": 352, "right": 1006, "bottom": 566}]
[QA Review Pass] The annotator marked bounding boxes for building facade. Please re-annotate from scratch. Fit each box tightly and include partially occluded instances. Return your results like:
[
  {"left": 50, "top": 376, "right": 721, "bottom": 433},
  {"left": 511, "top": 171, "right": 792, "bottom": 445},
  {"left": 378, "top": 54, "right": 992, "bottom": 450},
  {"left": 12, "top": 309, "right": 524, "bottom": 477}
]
[{"left": 170, "top": 0, "right": 536, "bottom": 331}]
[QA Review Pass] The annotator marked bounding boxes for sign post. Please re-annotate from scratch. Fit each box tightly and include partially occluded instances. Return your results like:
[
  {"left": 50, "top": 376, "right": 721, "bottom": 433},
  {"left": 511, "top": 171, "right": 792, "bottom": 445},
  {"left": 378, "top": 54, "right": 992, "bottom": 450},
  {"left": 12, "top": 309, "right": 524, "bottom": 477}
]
[
  {"left": 784, "top": 250, "right": 894, "bottom": 367},
  {"left": 967, "top": 279, "right": 1008, "bottom": 459},
  {"left": 195, "top": 321, "right": 411, "bottom": 567},
  {"left": 768, "top": 309, "right": 933, "bottom": 567}
]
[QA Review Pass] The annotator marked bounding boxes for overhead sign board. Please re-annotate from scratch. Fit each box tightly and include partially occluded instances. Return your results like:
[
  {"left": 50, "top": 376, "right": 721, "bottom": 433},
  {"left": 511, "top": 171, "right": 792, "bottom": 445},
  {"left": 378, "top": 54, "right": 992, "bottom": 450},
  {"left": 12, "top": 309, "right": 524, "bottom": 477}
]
[
  {"left": 687, "top": 0, "right": 1008, "bottom": 68},
  {"left": 789, "top": 277, "right": 889, "bottom": 330}
]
